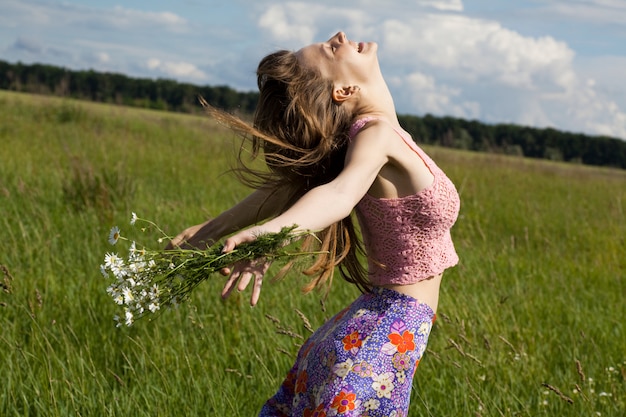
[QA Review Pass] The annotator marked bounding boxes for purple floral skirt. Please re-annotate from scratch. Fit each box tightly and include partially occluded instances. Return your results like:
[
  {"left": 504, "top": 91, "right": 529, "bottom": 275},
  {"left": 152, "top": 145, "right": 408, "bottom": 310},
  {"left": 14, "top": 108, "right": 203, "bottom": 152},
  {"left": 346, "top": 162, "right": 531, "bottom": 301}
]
[{"left": 259, "top": 287, "right": 436, "bottom": 416}]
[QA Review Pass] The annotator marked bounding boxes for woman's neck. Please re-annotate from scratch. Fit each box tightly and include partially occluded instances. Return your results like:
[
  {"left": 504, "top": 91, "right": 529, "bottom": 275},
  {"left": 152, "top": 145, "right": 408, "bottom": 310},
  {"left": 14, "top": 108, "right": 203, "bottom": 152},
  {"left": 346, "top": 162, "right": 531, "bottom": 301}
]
[{"left": 354, "top": 86, "right": 398, "bottom": 125}]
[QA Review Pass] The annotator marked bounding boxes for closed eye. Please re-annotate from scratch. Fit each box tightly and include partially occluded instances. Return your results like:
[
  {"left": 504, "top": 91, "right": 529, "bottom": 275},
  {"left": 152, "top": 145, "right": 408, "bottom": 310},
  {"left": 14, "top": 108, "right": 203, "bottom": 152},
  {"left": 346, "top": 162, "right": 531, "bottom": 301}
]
[{"left": 320, "top": 43, "right": 334, "bottom": 58}]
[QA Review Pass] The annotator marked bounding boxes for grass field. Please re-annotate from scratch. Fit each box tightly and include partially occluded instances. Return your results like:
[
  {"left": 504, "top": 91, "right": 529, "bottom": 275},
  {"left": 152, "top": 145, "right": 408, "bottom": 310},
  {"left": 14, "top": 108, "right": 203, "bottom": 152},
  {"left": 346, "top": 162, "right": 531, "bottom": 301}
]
[{"left": 1, "top": 90, "right": 624, "bottom": 416}]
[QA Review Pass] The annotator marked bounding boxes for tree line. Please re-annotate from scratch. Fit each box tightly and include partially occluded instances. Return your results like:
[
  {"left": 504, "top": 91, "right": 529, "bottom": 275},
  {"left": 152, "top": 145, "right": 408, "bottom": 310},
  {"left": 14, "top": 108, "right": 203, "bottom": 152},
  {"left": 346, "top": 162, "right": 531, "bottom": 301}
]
[
  {"left": 0, "top": 60, "right": 258, "bottom": 114},
  {"left": 1, "top": 59, "right": 624, "bottom": 169}
]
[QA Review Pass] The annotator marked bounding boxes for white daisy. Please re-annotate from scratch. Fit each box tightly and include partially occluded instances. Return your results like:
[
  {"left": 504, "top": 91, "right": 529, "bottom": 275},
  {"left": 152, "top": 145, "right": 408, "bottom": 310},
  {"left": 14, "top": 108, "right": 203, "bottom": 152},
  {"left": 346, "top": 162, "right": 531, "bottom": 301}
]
[
  {"left": 107, "top": 284, "right": 125, "bottom": 305},
  {"left": 104, "top": 252, "right": 121, "bottom": 269},
  {"left": 128, "top": 260, "right": 146, "bottom": 274},
  {"left": 104, "top": 254, "right": 127, "bottom": 278},
  {"left": 110, "top": 261, "right": 128, "bottom": 278},
  {"left": 135, "top": 303, "right": 144, "bottom": 315},
  {"left": 124, "top": 309, "right": 134, "bottom": 326},
  {"left": 123, "top": 287, "right": 134, "bottom": 304},
  {"left": 99, "top": 264, "right": 108, "bottom": 278},
  {"left": 149, "top": 284, "right": 160, "bottom": 300},
  {"left": 108, "top": 226, "right": 121, "bottom": 245},
  {"left": 130, "top": 212, "right": 138, "bottom": 225},
  {"left": 148, "top": 302, "right": 160, "bottom": 313}
]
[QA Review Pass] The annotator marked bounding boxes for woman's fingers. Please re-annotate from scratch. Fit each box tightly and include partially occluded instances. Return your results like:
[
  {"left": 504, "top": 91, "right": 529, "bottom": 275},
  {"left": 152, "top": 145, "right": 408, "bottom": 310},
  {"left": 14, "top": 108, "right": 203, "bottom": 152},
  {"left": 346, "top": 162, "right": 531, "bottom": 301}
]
[
  {"left": 237, "top": 272, "right": 253, "bottom": 292},
  {"left": 250, "top": 272, "right": 264, "bottom": 307},
  {"left": 165, "top": 234, "right": 184, "bottom": 250},
  {"left": 166, "top": 220, "right": 217, "bottom": 250},
  {"left": 221, "top": 270, "right": 241, "bottom": 299},
  {"left": 221, "top": 259, "right": 271, "bottom": 306}
]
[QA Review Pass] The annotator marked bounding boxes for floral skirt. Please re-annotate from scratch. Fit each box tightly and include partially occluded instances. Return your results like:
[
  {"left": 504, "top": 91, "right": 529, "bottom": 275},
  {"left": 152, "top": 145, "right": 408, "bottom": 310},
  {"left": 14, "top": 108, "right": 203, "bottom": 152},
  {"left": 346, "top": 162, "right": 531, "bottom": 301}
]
[{"left": 259, "top": 287, "right": 436, "bottom": 417}]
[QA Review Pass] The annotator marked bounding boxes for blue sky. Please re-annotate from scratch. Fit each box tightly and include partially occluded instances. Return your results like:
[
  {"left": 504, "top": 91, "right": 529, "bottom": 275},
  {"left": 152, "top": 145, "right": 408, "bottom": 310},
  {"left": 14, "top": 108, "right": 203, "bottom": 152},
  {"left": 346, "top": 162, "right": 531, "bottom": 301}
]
[{"left": 2, "top": 0, "right": 625, "bottom": 139}]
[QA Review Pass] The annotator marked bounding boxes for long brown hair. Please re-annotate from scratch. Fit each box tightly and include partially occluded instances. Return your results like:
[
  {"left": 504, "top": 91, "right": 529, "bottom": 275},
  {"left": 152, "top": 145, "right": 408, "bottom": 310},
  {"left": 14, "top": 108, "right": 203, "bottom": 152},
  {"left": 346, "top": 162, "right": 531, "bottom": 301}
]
[{"left": 205, "top": 50, "right": 370, "bottom": 295}]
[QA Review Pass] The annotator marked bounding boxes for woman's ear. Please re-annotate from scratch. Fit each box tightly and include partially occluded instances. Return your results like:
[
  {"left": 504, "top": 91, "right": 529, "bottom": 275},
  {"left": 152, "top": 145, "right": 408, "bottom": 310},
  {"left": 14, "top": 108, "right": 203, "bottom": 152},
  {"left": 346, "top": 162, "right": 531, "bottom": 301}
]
[{"left": 332, "top": 85, "right": 360, "bottom": 103}]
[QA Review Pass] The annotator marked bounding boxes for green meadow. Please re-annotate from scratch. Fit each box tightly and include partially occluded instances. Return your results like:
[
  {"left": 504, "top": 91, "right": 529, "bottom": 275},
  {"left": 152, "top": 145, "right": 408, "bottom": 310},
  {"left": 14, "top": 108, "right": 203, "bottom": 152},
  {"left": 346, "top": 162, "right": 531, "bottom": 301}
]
[{"left": 1, "top": 90, "right": 624, "bottom": 416}]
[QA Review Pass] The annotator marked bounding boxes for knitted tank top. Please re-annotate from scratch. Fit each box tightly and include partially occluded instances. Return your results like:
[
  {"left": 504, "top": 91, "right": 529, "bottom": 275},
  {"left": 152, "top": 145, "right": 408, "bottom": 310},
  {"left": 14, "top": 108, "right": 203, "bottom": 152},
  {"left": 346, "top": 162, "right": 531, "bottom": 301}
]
[{"left": 350, "top": 117, "right": 460, "bottom": 285}]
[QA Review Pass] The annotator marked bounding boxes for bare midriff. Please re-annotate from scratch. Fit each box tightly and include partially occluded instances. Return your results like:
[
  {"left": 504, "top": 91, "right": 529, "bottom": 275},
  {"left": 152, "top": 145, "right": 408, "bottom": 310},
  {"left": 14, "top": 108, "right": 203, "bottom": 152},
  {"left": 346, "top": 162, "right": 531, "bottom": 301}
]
[{"left": 378, "top": 273, "right": 443, "bottom": 313}]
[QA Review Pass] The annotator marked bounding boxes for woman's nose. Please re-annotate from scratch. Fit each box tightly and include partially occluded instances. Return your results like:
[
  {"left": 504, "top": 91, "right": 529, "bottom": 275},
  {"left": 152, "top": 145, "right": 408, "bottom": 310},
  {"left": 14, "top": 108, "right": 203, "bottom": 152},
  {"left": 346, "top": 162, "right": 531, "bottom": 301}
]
[{"left": 331, "top": 31, "right": 346, "bottom": 43}]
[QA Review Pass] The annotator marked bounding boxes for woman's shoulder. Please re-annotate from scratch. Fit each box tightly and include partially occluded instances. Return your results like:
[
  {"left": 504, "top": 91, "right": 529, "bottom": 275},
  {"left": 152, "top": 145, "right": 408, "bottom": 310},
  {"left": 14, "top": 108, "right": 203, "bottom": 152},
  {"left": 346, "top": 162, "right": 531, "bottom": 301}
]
[{"left": 350, "top": 116, "right": 402, "bottom": 141}]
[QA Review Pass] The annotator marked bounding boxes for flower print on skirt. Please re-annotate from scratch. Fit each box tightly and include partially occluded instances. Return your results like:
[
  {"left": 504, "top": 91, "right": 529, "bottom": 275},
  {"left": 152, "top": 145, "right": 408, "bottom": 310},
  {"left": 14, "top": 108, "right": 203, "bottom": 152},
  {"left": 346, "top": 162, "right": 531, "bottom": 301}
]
[{"left": 259, "top": 287, "right": 436, "bottom": 417}]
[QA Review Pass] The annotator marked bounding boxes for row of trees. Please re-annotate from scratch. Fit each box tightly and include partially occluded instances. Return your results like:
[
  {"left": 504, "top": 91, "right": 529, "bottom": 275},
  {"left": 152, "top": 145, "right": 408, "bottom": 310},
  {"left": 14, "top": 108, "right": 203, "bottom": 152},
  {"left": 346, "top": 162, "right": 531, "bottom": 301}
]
[
  {"left": 399, "top": 115, "right": 626, "bottom": 169},
  {"left": 1, "top": 59, "right": 625, "bottom": 169},
  {"left": 0, "top": 60, "right": 258, "bottom": 114}
]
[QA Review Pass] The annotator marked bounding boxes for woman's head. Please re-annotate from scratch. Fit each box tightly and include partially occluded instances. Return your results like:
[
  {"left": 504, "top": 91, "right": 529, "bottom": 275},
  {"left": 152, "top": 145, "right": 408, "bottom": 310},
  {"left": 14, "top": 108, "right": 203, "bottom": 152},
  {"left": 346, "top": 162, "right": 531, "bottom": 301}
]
[
  {"left": 253, "top": 47, "right": 354, "bottom": 189},
  {"left": 253, "top": 31, "right": 380, "bottom": 179},
  {"left": 295, "top": 31, "right": 379, "bottom": 104}
]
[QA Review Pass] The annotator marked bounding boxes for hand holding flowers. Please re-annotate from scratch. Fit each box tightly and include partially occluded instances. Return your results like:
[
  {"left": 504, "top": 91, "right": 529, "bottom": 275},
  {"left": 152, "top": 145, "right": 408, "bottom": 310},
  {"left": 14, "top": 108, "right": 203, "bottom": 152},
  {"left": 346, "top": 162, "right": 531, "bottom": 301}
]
[{"left": 100, "top": 213, "right": 312, "bottom": 326}]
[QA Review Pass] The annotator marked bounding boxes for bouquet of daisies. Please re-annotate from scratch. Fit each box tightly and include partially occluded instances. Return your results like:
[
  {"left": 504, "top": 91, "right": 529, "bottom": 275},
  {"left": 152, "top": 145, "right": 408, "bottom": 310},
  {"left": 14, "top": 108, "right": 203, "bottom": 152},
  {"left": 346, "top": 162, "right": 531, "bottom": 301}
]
[{"left": 100, "top": 213, "right": 309, "bottom": 327}]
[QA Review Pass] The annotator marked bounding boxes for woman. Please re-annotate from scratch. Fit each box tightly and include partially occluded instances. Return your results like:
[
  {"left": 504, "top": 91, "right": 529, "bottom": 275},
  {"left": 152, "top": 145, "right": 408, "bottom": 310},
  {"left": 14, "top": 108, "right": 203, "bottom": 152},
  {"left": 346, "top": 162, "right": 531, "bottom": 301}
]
[{"left": 170, "top": 31, "right": 460, "bottom": 416}]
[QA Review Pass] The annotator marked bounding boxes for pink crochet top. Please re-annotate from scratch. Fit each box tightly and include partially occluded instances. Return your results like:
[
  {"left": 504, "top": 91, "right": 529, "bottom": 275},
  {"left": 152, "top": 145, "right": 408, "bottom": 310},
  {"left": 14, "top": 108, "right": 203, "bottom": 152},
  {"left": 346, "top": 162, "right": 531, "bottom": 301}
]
[{"left": 350, "top": 118, "right": 460, "bottom": 285}]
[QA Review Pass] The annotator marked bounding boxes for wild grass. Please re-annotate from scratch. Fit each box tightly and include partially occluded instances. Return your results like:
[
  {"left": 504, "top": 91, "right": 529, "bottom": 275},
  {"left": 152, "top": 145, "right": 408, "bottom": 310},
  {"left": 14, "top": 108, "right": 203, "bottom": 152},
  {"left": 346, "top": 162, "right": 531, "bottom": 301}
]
[{"left": 1, "top": 90, "right": 624, "bottom": 416}]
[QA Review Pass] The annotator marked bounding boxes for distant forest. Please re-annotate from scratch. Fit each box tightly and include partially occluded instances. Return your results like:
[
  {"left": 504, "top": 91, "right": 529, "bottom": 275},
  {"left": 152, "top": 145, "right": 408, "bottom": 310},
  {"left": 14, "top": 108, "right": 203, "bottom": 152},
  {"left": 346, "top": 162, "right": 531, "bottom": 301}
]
[{"left": 1, "top": 59, "right": 625, "bottom": 170}]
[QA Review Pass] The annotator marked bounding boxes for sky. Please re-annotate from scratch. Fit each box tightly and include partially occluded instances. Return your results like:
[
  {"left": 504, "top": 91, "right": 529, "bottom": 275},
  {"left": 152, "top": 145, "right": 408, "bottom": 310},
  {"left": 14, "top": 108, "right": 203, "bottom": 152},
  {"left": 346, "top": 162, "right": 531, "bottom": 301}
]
[{"left": 2, "top": 0, "right": 626, "bottom": 140}]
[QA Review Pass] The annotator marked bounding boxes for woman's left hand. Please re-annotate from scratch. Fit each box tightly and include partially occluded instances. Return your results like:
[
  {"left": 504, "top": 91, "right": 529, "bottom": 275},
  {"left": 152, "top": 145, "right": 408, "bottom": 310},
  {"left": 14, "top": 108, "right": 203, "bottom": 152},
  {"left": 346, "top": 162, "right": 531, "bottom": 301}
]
[
  {"left": 220, "top": 228, "right": 272, "bottom": 306},
  {"left": 221, "top": 258, "right": 272, "bottom": 306}
]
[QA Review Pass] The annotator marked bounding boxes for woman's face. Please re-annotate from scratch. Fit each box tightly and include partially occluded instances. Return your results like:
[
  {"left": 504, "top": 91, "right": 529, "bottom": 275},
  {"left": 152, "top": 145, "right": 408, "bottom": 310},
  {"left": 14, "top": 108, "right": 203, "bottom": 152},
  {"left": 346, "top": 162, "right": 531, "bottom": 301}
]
[{"left": 295, "top": 32, "right": 379, "bottom": 87}]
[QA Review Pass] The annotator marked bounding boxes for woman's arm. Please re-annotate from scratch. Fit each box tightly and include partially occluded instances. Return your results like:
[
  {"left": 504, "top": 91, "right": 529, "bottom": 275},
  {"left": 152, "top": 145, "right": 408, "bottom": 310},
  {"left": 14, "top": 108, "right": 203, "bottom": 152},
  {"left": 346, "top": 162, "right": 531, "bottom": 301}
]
[
  {"left": 220, "top": 123, "right": 391, "bottom": 304},
  {"left": 167, "top": 184, "right": 289, "bottom": 249},
  {"left": 225, "top": 124, "right": 389, "bottom": 241}
]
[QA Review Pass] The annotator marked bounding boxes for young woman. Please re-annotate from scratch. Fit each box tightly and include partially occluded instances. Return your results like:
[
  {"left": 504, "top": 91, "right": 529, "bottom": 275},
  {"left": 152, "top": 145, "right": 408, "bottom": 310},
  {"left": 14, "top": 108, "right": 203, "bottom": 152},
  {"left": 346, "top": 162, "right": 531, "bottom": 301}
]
[{"left": 169, "top": 31, "right": 460, "bottom": 416}]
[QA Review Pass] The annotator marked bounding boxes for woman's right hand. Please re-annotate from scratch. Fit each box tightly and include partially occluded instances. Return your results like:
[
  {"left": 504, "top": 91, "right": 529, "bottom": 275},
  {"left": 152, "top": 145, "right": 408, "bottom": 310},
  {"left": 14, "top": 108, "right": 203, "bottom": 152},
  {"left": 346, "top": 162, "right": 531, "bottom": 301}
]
[{"left": 166, "top": 219, "right": 217, "bottom": 250}]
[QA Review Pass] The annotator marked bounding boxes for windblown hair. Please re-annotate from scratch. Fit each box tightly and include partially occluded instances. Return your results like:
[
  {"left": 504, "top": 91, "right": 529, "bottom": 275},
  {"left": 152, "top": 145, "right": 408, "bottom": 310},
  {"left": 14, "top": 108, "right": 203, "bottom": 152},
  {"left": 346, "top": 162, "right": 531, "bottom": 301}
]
[{"left": 204, "top": 50, "right": 370, "bottom": 295}]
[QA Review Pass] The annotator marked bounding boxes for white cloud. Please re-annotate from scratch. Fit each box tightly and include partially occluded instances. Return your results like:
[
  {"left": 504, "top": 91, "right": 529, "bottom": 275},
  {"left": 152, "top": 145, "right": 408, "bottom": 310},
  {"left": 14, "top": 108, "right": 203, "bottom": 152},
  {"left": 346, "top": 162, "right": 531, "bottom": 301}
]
[
  {"left": 379, "top": 15, "right": 576, "bottom": 91},
  {"left": 553, "top": 84, "right": 626, "bottom": 138},
  {"left": 146, "top": 58, "right": 207, "bottom": 80},
  {"left": 390, "top": 71, "right": 480, "bottom": 119},
  {"left": 256, "top": 2, "right": 375, "bottom": 46},
  {"left": 258, "top": 3, "right": 318, "bottom": 44},
  {"left": 417, "top": 0, "right": 464, "bottom": 12},
  {"left": 147, "top": 58, "right": 161, "bottom": 70},
  {"left": 96, "top": 52, "right": 110, "bottom": 64},
  {"left": 404, "top": 72, "right": 457, "bottom": 114},
  {"left": 110, "top": 6, "right": 188, "bottom": 31}
]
